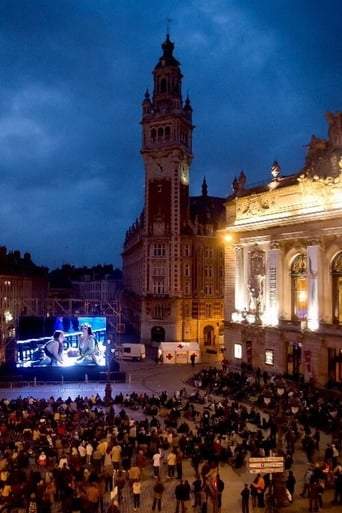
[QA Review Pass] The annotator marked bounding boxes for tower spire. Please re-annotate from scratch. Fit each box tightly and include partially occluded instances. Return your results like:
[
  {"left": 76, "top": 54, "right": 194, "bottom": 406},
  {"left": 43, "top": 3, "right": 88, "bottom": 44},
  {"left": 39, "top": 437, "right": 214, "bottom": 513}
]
[{"left": 166, "top": 17, "right": 172, "bottom": 37}]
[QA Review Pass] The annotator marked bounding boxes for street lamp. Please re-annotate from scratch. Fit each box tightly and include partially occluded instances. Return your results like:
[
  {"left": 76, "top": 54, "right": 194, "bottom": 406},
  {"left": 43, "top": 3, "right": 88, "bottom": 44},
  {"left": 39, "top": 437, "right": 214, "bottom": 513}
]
[
  {"left": 104, "top": 338, "right": 113, "bottom": 406},
  {"left": 262, "top": 378, "right": 301, "bottom": 508}
]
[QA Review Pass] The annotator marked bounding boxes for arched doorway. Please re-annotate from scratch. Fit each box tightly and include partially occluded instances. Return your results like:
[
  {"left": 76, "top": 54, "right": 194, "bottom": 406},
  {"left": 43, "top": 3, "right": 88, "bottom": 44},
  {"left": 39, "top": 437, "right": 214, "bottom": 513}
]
[
  {"left": 151, "top": 326, "right": 165, "bottom": 343},
  {"left": 287, "top": 341, "right": 302, "bottom": 379},
  {"left": 203, "top": 325, "right": 214, "bottom": 346}
]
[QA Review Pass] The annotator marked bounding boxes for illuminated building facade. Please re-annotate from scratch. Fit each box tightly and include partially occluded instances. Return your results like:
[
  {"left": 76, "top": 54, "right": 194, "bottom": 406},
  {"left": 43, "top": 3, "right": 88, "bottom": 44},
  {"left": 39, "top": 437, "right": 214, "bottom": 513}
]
[
  {"left": 0, "top": 248, "right": 48, "bottom": 364},
  {"left": 223, "top": 112, "right": 342, "bottom": 386},
  {"left": 122, "top": 35, "right": 225, "bottom": 349}
]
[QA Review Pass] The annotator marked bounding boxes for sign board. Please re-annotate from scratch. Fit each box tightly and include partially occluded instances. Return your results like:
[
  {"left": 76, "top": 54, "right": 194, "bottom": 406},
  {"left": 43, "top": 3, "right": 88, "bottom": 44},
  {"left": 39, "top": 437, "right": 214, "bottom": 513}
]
[
  {"left": 116, "top": 323, "right": 125, "bottom": 333},
  {"left": 248, "top": 456, "right": 284, "bottom": 474}
]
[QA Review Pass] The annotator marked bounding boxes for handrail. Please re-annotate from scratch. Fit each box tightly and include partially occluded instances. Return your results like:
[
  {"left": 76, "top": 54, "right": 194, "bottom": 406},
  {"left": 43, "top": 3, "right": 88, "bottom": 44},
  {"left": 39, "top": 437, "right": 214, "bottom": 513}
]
[{"left": 0, "top": 375, "right": 126, "bottom": 389}]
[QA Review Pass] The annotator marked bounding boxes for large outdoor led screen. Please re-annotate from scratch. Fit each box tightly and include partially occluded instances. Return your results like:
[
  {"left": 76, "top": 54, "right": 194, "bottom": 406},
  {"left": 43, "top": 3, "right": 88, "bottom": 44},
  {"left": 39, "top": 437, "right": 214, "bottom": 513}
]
[{"left": 16, "top": 316, "right": 107, "bottom": 368}]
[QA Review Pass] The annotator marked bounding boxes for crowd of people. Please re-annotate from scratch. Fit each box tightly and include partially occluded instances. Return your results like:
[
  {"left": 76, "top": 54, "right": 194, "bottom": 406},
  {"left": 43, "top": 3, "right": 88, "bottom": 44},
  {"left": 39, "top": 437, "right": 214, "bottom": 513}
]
[
  {"left": 0, "top": 387, "right": 226, "bottom": 513},
  {"left": 0, "top": 363, "right": 341, "bottom": 513},
  {"left": 189, "top": 364, "right": 342, "bottom": 510}
]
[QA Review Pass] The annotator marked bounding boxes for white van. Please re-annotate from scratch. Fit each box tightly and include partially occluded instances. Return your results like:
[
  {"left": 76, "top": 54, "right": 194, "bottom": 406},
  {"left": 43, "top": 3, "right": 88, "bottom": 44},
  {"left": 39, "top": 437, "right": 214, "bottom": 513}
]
[{"left": 114, "top": 343, "right": 146, "bottom": 361}]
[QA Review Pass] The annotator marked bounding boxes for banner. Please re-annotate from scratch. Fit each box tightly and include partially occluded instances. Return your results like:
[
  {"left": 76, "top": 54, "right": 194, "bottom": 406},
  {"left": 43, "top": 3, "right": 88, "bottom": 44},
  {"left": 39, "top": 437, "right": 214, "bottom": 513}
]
[{"left": 304, "top": 350, "right": 311, "bottom": 373}]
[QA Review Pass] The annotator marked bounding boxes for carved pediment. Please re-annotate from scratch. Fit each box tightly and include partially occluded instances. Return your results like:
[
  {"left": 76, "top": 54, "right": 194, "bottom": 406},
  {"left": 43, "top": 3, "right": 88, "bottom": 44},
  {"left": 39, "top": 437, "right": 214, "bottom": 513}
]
[
  {"left": 237, "top": 194, "right": 274, "bottom": 218},
  {"left": 303, "top": 112, "right": 342, "bottom": 180}
]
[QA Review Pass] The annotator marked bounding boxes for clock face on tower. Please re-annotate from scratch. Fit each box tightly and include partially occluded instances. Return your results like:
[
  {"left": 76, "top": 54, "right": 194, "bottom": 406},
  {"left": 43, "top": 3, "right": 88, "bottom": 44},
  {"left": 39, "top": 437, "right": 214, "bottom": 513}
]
[
  {"left": 180, "top": 162, "right": 189, "bottom": 185},
  {"left": 152, "top": 163, "right": 164, "bottom": 178}
]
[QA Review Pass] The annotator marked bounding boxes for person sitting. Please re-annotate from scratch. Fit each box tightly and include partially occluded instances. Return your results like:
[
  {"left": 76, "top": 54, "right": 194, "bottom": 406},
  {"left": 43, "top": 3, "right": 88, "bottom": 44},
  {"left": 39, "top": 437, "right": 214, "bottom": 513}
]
[
  {"left": 40, "top": 330, "right": 65, "bottom": 366},
  {"left": 76, "top": 324, "right": 98, "bottom": 364}
]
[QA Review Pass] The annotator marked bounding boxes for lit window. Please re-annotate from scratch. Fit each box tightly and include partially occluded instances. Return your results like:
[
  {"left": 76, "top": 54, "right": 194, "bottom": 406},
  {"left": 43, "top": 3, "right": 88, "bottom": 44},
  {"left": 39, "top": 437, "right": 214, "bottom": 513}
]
[
  {"left": 234, "top": 344, "right": 242, "bottom": 359},
  {"left": 291, "top": 254, "right": 307, "bottom": 320},
  {"left": 265, "top": 349, "right": 274, "bottom": 366},
  {"left": 332, "top": 252, "right": 342, "bottom": 325}
]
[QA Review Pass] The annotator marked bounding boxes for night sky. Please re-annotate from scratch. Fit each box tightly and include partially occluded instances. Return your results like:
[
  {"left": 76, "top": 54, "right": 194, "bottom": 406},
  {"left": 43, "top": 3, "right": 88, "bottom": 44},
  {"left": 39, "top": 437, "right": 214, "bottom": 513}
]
[{"left": 0, "top": 0, "right": 341, "bottom": 270}]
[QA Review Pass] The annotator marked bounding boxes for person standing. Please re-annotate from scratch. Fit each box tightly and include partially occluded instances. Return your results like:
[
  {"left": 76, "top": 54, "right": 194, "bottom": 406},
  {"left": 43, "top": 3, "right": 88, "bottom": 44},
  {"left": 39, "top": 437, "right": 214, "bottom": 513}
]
[
  {"left": 190, "top": 353, "right": 196, "bottom": 367},
  {"left": 183, "top": 479, "right": 191, "bottom": 511},
  {"left": 216, "top": 474, "right": 225, "bottom": 513},
  {"left": 308, "top": 479, "right": 320, "bottom": 513},
  {"left": 250, "top": 473, "right": 265, "bottom": 508},
  {"left": 286, "top": 470, "right": 296, "bottom": 501},
  {"left": 167, "top": 450, "right": 176, "bottom": 478},
  {"left": 106, "top": 499, "right": 119, "bottom": 513},
  {"left": 111, "top": 443, "right": 122, "bottom": 471},
  {"left": 132, "top": 479, "right": 141, "bottom": 511},
  {"left": 113, "top": 471, "right": 126, "bottom": 504},
  {"left": 152, "top": 449, "right": 162, "bottom": 479},
  {"left": 299, "top": 466, "right": 313, "bottom": 498},
  {"left": 192, "top": 476, "right": 202, "bottom": 508},
  {"left": 176, "top": 449, "right": 184, "bottom": 480},
  {"left": 175, "top": 480, "right": 187, "bottom": 513},
  {"left": 152, "top": 477, "right": 165, "bottom": 512},
  {"left": 84, "top": 480, "right": 100, "bottom": 513},
  {"left": 135, "top": 450, "right": 146, "bottom": 480},
  {"left": 240, "top": 483, "right": 250, "bottom": 513},
  {"left": 221, "top": 358, "right": 229, "bottom": 373},
  {"left": 333, "top": 465, "right": 342, "bottom": 504}
]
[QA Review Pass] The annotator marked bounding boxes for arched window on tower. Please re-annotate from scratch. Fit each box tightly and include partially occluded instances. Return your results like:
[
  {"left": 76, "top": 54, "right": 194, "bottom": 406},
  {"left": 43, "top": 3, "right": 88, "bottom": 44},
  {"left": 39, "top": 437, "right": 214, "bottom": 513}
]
[
  {"left": 291, "top": 254, "right": 307, "bottom": 321},
  {"left": 158, "top": 127, "right": 164, "bottom": 141},
  {"left": 165, "top": 126, "right": 170, "bottom": 140},
  {"left": 151, "top": 128, "right": 156, "bottom": 142},
  {"left": 160, "top": 77, "right": 167, "bottom": 93},
  {"left": 332, "top": 252, "right": 342, "bottom": 325}
]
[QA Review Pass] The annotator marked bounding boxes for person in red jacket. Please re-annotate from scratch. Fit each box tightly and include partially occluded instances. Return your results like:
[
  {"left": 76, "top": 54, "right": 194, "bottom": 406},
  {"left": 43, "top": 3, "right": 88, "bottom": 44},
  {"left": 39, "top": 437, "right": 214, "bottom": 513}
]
[{"left": 250, "top": 474, "right": 265, "bottom": 508}]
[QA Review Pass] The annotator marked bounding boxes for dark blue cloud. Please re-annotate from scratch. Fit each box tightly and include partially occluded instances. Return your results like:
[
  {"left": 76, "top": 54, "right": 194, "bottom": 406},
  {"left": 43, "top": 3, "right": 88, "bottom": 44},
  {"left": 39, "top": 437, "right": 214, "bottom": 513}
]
[{"left": 0, "top": 0, "right": 340, "bottom": 268}]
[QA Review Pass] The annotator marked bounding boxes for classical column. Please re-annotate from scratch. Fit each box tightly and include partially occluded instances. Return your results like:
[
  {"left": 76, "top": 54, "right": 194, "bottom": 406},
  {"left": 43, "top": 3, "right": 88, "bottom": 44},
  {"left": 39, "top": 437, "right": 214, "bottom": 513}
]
[
  {"left": 307, "top": 243, "right": 321, "bottom": 330},
  {"left": 266, "top": 244, "right": 282, "bottom": 326},
  {"left": 234, "top": 245, "right": 245, "bottom": 312}
]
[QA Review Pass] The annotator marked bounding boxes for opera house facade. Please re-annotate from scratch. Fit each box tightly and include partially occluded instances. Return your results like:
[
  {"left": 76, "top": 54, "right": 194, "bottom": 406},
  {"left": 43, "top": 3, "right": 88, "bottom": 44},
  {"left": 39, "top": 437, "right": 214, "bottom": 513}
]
[{"left": 223, "top": 112, "right": 342, "bottom": 387}]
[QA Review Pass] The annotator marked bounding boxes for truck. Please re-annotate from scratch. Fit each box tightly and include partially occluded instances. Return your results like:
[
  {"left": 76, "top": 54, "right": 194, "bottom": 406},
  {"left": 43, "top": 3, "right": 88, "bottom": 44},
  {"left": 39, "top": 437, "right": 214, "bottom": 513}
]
[{"left": 114, "top": 343, "right": 146, "bottom": 361}]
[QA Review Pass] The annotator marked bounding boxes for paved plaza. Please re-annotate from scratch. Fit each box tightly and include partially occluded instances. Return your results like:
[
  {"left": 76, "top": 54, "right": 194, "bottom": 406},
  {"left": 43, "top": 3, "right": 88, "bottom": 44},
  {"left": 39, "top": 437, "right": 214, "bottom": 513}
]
[{"left": 0, "top": 359, "right": 341, "bottom": 513}]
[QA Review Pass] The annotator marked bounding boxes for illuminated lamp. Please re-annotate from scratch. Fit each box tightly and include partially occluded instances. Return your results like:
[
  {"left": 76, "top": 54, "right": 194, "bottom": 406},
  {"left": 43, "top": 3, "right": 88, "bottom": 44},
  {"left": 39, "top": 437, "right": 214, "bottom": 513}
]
[{"left": 224, "top": 233, "right": 233, "bottom": 244}]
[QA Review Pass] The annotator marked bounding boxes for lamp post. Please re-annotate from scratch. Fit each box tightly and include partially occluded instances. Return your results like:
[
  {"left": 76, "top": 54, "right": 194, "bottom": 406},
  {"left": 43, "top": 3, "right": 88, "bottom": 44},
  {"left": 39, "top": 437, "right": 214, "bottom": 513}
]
[
  {"left": 262, "top": 378, "right": 301, "bottom": 508},
  {"left": 104, "top": 338, "right": 113, "bottom": 406}
]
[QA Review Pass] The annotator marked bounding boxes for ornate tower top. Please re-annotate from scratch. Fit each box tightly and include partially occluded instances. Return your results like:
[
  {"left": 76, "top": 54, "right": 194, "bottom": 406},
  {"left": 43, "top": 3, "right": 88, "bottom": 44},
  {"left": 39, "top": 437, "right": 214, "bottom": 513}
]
[
  {"left": 155, "top": 33, "right": 180, "bottom": 69},
  {"left": 141, "top": 34, "right": 193, "bottom": 154}
]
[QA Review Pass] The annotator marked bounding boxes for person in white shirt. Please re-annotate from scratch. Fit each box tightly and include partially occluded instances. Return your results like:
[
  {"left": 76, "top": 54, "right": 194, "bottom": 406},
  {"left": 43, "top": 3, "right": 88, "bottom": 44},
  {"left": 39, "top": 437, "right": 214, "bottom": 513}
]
[
  {"left": 152, "top": 450, "right": 162, "bottom": 478},
  {"left": 86, "top": 442, "right": 94, "bottom": 465}
]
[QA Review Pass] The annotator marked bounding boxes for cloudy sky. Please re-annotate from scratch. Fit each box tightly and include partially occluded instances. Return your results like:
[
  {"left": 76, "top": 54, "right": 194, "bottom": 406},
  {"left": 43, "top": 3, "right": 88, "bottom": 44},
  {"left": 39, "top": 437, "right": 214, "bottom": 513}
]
[{"left": 0, "top": 0, "right": 341, "bottom": 270}]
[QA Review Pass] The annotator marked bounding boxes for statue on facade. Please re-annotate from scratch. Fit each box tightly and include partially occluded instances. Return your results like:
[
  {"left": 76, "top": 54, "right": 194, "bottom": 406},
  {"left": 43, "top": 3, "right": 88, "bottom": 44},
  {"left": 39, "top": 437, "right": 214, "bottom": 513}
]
[
  {"left": 326, "top": 111, "right": 342, "bottom": 148},
  {"left": 248, "top": 249, "right": 266, "bottom": 322}
]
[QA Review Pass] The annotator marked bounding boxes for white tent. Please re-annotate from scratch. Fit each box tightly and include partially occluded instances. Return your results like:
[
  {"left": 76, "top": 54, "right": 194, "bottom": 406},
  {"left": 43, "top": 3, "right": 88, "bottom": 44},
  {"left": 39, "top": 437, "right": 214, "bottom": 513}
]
[{"left": 157, "top": 342, "right": 201, "bottom": 364}]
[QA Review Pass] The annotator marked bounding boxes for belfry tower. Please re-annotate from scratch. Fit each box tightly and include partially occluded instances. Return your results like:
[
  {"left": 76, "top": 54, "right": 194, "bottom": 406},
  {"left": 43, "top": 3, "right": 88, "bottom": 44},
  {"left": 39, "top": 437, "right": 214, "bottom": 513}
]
[
  {"left": 123, "top": 35, "right": 225, "bottom": 348},
  {"left": 139, "top": 34, "right": 194, "bottom": 341}
]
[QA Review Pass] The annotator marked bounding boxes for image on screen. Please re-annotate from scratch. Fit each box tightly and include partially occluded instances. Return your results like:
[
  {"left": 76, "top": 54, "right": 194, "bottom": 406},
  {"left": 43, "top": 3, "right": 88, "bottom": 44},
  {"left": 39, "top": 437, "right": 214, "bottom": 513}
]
[{"left": 16, "top": 316, "right": 107, "bottom": 368}]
